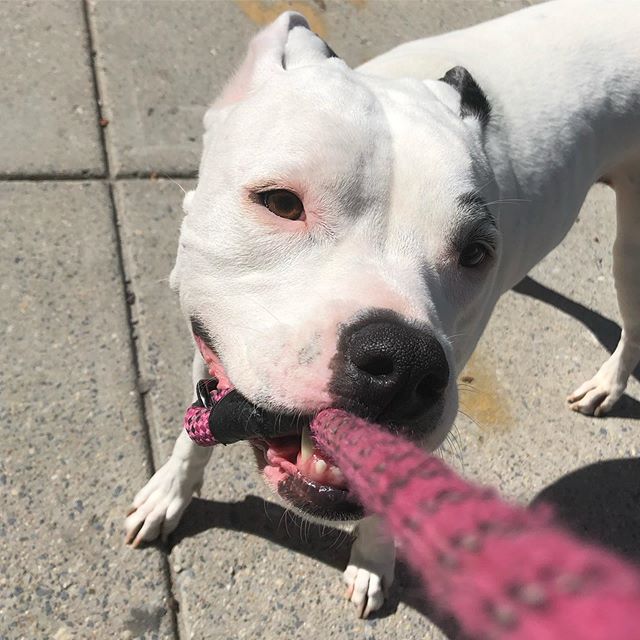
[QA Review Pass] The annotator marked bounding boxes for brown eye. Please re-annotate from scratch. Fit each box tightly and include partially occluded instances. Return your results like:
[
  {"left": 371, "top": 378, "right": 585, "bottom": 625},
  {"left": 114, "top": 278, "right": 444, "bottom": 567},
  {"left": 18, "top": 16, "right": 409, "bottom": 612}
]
[
  {"left": 261, "top": 189, "right": 304, "bottom": 220},
  {"left": 459, "top": 242, "right": 489, "bottom": 268}
]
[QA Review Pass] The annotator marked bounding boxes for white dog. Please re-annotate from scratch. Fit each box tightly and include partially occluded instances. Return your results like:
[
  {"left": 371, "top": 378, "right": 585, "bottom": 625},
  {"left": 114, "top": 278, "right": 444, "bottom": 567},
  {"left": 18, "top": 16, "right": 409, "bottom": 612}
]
[{"left": 125, "top": 0, "right": 640, "bottom": 619}]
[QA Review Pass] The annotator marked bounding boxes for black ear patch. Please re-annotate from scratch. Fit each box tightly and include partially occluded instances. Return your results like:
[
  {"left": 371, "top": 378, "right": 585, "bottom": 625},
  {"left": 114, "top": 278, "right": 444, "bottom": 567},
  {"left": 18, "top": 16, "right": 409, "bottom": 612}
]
[
  {"left": 323, "top": 41, "right": 340, "bottom": 60},
  {"left": 287, "top": 13, "right": 310, "bottom": 31},
  {"left": 440, "top": 66, "right": 491, "bottom": 127},
  {"left": 282, "top": 14, "right": 340, "bottom": 70}
]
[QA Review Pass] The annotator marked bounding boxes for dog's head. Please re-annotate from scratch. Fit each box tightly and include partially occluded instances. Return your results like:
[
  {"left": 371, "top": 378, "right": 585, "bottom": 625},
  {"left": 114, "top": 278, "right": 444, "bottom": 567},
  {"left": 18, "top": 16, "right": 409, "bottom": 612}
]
[{"left": 171, "top": 13, "right": 501, "bottom": 520}]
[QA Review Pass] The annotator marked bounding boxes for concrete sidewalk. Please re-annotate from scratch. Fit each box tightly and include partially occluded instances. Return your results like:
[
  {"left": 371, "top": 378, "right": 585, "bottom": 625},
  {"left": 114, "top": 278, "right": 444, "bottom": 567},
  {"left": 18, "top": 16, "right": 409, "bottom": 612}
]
[{"left": 1, "top": 1, "right": 639, "bottom": 639}]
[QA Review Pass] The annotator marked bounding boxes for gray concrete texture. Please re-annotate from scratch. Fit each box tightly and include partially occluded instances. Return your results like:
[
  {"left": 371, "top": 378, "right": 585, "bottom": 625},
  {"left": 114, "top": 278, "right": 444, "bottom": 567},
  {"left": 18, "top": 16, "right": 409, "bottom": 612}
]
[
  {"left": 0, "top": 1, "right": 104, "bottom": 177},
  {"left": 0, "top": 182, "right": 173, "bottom": 639},
  {"left": 1, "top": 1, "right": 639, "bottom": 639}
]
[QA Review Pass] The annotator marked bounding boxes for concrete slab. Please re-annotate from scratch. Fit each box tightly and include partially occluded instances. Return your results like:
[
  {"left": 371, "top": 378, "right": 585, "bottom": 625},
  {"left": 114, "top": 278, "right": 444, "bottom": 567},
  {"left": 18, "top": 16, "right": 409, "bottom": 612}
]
[
  {"left": 0, "top": 182, "right": 173, "bottom": 639},
  {"left": 0, "top": 1, "right": 104, "bottom": 177},
  {"left": 113, "top": 178, "right": 196, "bottom": 458},
  {"left": 90, "top": 0, "right": 532, "bottom": 177},
  {"left": 88, "top": 0, "right": 256, "bottom": 177}
]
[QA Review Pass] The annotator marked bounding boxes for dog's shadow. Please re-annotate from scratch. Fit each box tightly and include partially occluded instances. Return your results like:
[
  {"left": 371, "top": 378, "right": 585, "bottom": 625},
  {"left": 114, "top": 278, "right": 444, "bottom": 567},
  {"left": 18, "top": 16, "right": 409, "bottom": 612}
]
[
  {"left": 167, "top": 495, "right": 455, "bottom": 630},
  {"left": 533, "top": 457, "right": 640, "bottom": 563},
  {"left": 513, "top": 276, "right": 640, "bottom": 418},
  {"left": 512, "top": 277, "right": 640, "bottom": 557}
]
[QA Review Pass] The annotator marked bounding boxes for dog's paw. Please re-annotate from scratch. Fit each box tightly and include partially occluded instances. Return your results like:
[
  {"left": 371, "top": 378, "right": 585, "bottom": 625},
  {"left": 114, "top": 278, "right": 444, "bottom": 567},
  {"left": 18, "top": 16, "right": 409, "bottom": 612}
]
[
  {"left": 343, "top": 563, "right": 391, "bottom": 619},
  {"left": 567, "top": 367, "right": 626, "bottom": 417},
  {"left": 343, "top": 515, "right": 395, "bottom": 618},
  {"left": 124, "top": 457, "right": 203, "bottom": 547}
]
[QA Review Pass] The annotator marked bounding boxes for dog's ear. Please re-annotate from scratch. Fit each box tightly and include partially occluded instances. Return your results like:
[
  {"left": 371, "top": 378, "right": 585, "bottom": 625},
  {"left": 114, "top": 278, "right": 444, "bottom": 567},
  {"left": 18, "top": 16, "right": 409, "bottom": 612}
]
[
  {"left": 208, "top": 12, "right": 338, "bottom": 115},
  {"left": 212, "top": 11, "right": 303, "bottom": 111},
  {"left": 282, "top": 20, "right": 340, "bottom": 70},
  {"left": 439, "top": 66, "right": 491, "bottom": 128}
]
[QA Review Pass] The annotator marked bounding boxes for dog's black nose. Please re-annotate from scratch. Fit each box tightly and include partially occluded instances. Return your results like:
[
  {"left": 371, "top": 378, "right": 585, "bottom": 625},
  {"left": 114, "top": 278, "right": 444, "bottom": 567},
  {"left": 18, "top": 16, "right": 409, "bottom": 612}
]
[{"left": 331, "top": 311, "right": 450, "bottom": 423}]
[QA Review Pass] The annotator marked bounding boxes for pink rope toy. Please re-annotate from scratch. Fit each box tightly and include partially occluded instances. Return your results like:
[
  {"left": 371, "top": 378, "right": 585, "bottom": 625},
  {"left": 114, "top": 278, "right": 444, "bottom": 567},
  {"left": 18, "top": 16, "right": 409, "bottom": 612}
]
[{"left": 184, "top": 381, "right": 640, "bottom": 639}]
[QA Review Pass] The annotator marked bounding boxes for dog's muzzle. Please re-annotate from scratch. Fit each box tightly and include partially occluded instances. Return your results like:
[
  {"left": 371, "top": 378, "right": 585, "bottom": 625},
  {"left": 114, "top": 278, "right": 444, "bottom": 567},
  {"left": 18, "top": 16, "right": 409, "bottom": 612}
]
[{"left": 184, "top": 379, "right": 362, "bottom": 519}]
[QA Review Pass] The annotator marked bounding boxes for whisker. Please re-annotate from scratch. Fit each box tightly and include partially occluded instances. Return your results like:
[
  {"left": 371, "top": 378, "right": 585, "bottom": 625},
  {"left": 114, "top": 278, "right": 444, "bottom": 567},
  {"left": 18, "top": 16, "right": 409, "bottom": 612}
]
[
  {"left": 470, "top": 176, "right": 496, "bottom": 196},
  {"left": 456, "top": 408, "right": 479, "bottom": 429},
  {"left": 328, "top": 527, "right": 351, "bottom": 551},
  {"left": 451, "top": 424, "right": 466, "bottom": 473},
  {"left": 443, "top": 430, "right": 459, "bottom": 458},
  {"left": 213, "top": 322, "right": 269, "bottom": 336},
  {"left": 261, "top": 496, "right": 272, "bottom": 525},
  {"left": 440, "top": 433, "right": 460, "bottom": 470},
  {"left": 232, "top": 292, "right": 287, "bottom": 325},
  {"left": 483, "top": 198, "right": 531, "bottom": 206},
  {"left": 160, "top": 172, "right": 187, "bottom": 195},
  {"left": 277, "top": 506, "right": 288, "bottom": 532},
  {"left": 444, "top": 331, "right": 468, "bottom": 340},
  {"left": 457, "top": 383, "right": 479, "bottom": 393}
]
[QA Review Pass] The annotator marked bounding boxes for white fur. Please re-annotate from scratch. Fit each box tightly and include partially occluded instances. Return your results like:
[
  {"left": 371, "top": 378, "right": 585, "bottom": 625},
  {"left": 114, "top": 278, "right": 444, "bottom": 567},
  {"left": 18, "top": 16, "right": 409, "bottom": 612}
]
[
  {"left": 125, "top": 354, "right": 212, "bottom": 547},
  {"left": 127, "top": 0, "right": 640, "bottom": 617},
  {"left": 343, "top": 515, "right": 396, "bottom": 619}
]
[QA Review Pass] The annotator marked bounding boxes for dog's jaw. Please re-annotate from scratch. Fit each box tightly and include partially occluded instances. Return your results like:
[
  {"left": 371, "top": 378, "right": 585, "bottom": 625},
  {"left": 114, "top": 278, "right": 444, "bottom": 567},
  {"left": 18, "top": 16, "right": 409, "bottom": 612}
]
[
  {"left": 250, "top": 431, "right": 364, "bottom": 520},
  {"left": 191, "top": 324, "right": 458, "bottom": 521}
]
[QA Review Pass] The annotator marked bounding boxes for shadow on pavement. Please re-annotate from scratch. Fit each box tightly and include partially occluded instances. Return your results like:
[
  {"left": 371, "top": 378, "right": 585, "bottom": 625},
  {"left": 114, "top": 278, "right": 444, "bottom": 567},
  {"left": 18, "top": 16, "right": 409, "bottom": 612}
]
[
  {"left": 166, "top": 494, "right": 458, "bottom": 633},
  {"left": 533, "top": 457, "right": 640, "bottom": 564},
  {"left": 513, "top": 276, "right": 640, "bottom": 418}
]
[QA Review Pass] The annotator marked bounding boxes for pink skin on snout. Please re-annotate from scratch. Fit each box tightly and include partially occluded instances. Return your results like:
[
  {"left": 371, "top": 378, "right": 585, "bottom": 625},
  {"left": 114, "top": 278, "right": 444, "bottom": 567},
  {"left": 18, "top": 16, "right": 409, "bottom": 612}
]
[
  {"left": 255, "top": 279, "right": 429, "bottom": 412},
  {"left": 194, "top": 335, "right": 234, "bottom": 391}
]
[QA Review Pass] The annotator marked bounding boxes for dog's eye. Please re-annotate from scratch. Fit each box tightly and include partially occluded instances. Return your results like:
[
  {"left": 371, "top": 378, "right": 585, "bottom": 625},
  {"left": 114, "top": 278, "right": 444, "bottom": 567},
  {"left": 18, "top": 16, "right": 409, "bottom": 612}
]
[
  {"left": 459, "top": 242, "right": 489, "bottom": 268},
  {"left": 261, "top": 190, "right": 304, "bottom": 220}
]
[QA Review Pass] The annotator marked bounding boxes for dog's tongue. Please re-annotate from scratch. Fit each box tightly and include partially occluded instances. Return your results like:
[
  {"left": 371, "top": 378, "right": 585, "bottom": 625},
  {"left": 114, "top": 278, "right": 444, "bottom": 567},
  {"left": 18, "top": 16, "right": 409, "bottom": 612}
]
[{"left": 194, "top": 335, "right": 234, "bottom": 390}]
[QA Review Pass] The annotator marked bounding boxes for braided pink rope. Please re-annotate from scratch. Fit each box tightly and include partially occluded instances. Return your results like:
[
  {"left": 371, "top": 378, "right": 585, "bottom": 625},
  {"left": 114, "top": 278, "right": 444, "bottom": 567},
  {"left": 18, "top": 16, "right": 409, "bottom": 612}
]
[
  {"left": 184, "top": 388, "right": 231, "bottom": 446},
  {"left": 310, "top": 409, "right": 640, "bottom": 640}
]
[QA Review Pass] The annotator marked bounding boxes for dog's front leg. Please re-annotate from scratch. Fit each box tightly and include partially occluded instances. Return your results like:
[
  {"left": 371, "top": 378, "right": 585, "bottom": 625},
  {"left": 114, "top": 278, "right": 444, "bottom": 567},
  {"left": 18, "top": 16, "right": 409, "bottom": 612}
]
[
  {"left": 344, "top": 514, "right": 396, "bottom": 618},
  {"left": 569, "top": 172, "right": 640, "bottom": 415},
  {"left": 124, "top": 351, "right": 214, "bottom": 546}
]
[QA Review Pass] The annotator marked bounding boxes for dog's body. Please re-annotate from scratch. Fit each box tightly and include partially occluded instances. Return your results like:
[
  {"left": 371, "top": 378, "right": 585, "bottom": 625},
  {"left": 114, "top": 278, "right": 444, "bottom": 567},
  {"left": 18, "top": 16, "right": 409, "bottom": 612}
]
[{"left": 125, "top": 0, "right": 640, "bottom": 618}]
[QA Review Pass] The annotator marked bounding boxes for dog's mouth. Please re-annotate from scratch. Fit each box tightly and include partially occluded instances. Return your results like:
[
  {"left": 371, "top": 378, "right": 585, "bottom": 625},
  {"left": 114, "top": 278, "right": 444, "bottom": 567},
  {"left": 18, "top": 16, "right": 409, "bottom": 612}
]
[
  {"left": 249, "top": 426, "right": 363, "bottom": 520},
  {"left": 192, "top": 322, "right": 363, "bottom": 519}
]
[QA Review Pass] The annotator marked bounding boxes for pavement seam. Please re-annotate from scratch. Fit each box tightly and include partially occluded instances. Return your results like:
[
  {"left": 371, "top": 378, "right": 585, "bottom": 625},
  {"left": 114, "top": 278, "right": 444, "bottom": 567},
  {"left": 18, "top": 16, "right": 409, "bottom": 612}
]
[
  {"left": 81, "top": 1, "right": 181, "bottom": 637},
  {"left": 0, "top": 172, "right": 196, "bottom": 182},
  {"left": 0, "top": 172, "right": 105, "bottom": 181}
]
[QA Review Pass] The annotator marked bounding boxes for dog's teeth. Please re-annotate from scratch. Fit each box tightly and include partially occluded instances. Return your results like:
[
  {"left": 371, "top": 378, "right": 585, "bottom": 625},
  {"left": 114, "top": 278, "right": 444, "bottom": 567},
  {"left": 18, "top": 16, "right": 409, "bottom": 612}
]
[
  {"left": 315, "top": 459, "right": 327, "bottom": 474},
  {"left": 330, "top": 466, "right": 345, "bottom": 482},
  {"left": 300, "top": 425, "right": 314, "bottom": 463}
]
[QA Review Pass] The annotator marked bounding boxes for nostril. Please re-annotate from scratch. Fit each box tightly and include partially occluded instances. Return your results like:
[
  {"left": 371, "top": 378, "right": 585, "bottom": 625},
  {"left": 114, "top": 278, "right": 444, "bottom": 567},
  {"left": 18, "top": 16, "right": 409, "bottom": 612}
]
[{"left": 355, "top": 353, "right": 395, "bottom": 377}]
